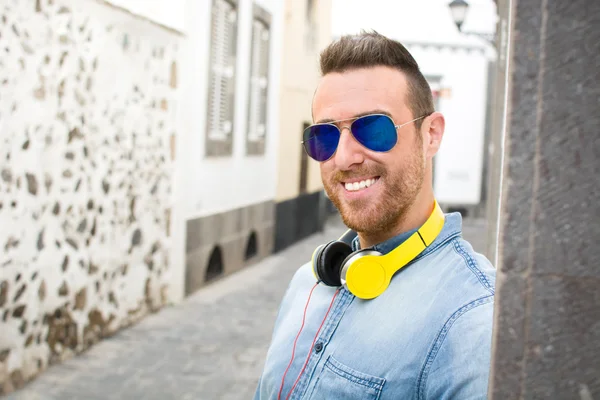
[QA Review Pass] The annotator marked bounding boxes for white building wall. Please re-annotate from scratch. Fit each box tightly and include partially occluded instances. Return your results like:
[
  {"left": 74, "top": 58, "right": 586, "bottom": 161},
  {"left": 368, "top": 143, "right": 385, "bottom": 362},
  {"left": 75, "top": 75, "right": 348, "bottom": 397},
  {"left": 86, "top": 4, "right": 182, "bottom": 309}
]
[
  {"left": 181, "top": 0, "right": 283, "bottom": 220},
  {"left": 166, "top": 0, "right": 283, "bottom": 302},
  {"left": 104, "top": 0, "right": 187, "bottom": 33},
  {"left": 407, "top": 45, "right": 490, "bottom": 205}
]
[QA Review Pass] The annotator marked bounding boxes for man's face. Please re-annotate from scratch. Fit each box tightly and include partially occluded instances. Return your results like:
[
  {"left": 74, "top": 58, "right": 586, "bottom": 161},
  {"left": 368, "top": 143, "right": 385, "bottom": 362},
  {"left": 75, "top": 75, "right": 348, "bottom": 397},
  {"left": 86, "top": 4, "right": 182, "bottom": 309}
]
[{"left": 312, "top": 66, "right": 426, "bottom": 235}]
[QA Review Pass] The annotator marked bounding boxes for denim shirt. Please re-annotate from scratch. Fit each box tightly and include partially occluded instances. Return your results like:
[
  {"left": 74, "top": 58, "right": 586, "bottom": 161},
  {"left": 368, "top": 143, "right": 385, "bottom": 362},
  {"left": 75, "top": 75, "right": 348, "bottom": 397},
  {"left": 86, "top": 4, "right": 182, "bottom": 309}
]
[{"left": 254, "top": 213, "right": 496, "bottom": 400}]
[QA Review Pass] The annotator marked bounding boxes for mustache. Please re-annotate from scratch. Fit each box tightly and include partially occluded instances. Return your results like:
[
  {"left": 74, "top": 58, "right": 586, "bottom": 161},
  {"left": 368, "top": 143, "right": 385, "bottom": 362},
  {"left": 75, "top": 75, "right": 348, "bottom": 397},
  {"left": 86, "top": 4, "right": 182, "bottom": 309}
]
[{"left": 332, "top": 167, "right": 386, "bottom": 182}]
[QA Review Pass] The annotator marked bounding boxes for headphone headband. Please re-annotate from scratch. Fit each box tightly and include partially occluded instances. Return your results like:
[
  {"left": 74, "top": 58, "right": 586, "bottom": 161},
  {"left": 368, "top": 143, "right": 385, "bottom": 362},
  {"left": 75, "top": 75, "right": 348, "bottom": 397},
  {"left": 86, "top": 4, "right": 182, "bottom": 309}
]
[
  {"left": 336, "top": 200, "right": 443, "bottom": 251},
  {"left": 312, "top": 200, "right": 445, "bottom": 300},
  {"left": 337, "top": 229, "right": 357, "bottom": 246},
  {"left": 341, "top": 201, "right": 445, "bottom": 299}
]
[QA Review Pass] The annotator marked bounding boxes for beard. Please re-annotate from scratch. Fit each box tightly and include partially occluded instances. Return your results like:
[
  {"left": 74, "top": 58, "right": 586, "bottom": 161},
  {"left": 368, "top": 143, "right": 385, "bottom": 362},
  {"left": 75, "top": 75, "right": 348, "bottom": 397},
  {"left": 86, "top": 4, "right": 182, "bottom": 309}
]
[{"left": 323, "top": 138, "right": 426, "bottom": 236}]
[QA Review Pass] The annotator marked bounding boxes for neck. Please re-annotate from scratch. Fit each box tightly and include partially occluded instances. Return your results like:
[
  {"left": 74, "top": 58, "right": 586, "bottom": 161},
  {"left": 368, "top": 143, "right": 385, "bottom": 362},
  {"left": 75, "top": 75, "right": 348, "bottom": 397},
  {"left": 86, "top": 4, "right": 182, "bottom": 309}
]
[{"left": 358, "top": 189, "right": 435, "bottom": 249}]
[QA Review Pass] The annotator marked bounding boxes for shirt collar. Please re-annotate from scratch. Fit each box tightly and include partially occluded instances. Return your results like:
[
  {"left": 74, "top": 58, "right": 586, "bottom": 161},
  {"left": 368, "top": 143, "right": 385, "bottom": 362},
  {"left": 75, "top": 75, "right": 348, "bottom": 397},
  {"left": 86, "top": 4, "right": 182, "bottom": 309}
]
[{"left": 351, "top": 212, "right": 463, "bottom": 254}]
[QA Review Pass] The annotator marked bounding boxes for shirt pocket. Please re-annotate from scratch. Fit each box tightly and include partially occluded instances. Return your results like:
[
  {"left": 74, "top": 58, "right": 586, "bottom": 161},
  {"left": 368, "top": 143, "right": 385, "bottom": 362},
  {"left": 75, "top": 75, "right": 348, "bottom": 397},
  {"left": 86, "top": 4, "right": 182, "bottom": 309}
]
[{"left": 307, "top": 355, "right": 385, "bottom": 400}]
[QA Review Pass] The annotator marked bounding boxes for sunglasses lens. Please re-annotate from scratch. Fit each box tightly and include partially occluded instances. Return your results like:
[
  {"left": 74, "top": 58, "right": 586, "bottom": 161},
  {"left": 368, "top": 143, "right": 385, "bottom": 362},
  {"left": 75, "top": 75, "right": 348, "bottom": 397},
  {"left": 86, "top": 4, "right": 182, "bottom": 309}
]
[
  {"left": 351, "top": 115, "right": 397, "bottom": 152},
  {"left": 303, "top": 124, "right": 340, "bottom": 161}
]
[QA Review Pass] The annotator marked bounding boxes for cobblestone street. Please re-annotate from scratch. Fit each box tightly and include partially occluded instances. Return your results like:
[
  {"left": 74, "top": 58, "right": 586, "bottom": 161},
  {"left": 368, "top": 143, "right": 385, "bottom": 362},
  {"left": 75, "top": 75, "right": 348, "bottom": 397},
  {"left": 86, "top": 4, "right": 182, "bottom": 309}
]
[{"left": 6, "top": 214, "right": 488, "bottom": 400}]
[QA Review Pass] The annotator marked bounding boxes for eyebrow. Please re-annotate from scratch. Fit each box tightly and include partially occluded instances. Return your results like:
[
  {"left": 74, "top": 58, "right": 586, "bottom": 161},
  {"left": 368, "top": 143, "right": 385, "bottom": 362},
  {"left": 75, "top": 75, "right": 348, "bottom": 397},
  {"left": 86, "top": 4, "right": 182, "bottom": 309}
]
[{"left": 315, "top": 109, "right": 393, "bottom": 124}]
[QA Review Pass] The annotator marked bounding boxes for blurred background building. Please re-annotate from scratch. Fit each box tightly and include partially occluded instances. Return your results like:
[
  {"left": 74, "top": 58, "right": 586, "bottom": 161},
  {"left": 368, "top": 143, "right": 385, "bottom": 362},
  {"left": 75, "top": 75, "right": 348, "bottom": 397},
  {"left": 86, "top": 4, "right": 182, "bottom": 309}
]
[
  {"left": 0, "top": 0, "right": 334, "bottom": 392},
  {"left": 331, "top": 0, "right": 498, "bottom": 219},
  {"left": 273, "top": 0, "right": 333, "bottom": 252},
  {"left": 178, "top": 0, "right": 285, "bottom": 300},
  {"left": 0, "top": 0, "right": 496, "bottom": 393}
]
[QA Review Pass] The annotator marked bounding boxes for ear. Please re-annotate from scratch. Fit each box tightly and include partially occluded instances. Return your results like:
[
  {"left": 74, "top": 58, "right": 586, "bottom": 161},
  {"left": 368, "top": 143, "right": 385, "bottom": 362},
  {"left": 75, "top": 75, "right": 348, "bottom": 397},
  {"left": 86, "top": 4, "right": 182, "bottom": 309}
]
[{"left": 422, "top": 112, "right": 445, "bottom": 158}]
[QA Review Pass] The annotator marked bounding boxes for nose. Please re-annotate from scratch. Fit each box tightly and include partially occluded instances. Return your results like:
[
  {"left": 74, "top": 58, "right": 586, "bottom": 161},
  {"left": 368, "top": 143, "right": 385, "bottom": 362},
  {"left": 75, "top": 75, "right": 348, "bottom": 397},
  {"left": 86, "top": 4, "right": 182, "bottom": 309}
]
[{"left": 332, "top": 125, "right": 365, "bottom": 170}]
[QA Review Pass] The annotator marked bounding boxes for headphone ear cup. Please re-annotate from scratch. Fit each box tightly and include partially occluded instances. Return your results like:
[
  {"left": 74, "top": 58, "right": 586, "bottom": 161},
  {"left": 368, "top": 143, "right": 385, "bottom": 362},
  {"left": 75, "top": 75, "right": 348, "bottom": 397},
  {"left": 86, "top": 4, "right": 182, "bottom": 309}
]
[{"left": 316, "top": 241, "right": 353, "bottom": 287}]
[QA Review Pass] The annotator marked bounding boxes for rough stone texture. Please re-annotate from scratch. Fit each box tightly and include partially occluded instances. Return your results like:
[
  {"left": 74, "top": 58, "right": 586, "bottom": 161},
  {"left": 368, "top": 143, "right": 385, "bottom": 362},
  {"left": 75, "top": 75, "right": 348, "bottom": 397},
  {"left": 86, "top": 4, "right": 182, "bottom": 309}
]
[
  {"left": 3, "top": 216, "right": 487, "bottom": 399},
  {"left": 524, "top": 277, "right": 600, "bottom": 399},
  {"left": 0, "top": 0, "right": 180, "bottom": 394},
  {"left": 489, "top": 0, "right": 600, "bottom": 398}
]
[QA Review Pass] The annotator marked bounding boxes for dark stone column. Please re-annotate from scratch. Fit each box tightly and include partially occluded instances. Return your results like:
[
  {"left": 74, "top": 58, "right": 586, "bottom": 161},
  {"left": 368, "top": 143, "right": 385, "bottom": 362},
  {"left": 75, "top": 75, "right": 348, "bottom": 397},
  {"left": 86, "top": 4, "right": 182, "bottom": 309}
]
[{"left": 489, "top": 0, "right": 600, "bottom": 399}]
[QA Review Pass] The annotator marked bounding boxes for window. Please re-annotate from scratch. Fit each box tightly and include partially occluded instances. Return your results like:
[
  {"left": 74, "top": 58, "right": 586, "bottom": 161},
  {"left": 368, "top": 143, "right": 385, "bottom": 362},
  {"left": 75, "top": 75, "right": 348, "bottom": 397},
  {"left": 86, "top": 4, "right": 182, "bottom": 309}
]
[
  {"left": 206, "top": 0, "right": 238, "bottom": 157},
  {"left": 246, "top": 4, "right": 271, "bottom": 155}
]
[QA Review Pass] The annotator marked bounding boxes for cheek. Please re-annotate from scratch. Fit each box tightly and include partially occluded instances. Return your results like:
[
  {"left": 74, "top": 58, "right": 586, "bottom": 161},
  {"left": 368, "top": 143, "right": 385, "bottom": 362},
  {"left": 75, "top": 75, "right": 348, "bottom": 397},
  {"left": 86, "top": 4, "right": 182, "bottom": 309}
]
[
  {"left": 376, "top": 149, "right": 402, "bottom": 170},
  {"left": 379, "top": 148, "right": 416, "bottom": 175},
  {"left": 320, "top": 160, "right": 335, "bottom": 177},
  {"left": 395, "top": 134, "right": 424, "bottom": 160}
]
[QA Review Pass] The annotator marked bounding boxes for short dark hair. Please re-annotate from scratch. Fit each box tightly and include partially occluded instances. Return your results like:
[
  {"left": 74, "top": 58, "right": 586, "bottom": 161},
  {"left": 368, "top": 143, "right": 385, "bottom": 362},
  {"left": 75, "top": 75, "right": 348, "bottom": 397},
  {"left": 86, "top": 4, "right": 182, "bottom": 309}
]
[{"left": 319, "top": 31, "right": 434, "bottom": 128}]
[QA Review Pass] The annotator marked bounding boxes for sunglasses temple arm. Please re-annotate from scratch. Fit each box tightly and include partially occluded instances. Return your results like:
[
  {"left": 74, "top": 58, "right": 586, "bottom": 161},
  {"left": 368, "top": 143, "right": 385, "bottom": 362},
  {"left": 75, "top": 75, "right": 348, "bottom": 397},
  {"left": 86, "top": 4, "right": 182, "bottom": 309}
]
[{"left": 395, "top": 115, "right": 426, "bottom": 129}]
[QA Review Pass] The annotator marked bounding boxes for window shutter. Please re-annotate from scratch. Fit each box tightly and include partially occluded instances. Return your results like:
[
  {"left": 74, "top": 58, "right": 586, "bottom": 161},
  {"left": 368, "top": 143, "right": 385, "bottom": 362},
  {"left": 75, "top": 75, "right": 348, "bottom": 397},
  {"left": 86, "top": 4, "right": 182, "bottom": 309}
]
[
  {"left": 206, "top": 0, "right": 238, "bottom": 156},
  {"left": 246, "top": 5, "right": 271, "bottom": 155}
]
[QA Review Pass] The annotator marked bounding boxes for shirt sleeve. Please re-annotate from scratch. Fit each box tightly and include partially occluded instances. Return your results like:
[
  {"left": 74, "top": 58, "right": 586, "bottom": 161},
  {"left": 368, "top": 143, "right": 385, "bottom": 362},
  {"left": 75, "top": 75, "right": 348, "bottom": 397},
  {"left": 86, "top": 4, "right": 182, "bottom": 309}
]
[
  {"left": 253, "top": 376, "right": 264, "bottom": 400},
  {"left": 422, "top": 297, "right": 494, "bottom": 400}
]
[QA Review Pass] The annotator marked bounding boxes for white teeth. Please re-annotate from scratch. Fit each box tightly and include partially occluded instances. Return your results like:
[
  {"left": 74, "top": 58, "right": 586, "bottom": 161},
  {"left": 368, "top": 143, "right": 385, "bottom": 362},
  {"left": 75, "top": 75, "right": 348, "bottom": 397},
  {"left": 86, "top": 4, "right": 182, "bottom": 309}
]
[{"left": 344, "top": 178, "right": 378, "bottom": 192}]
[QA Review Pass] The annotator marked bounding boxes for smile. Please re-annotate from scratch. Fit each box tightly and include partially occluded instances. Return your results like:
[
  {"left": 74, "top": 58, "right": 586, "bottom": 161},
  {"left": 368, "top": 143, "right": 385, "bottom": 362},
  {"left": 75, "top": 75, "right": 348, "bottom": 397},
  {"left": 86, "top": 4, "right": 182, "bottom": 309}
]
[{"left": 342, "top": 177, "right": 380, "bottom": 192}]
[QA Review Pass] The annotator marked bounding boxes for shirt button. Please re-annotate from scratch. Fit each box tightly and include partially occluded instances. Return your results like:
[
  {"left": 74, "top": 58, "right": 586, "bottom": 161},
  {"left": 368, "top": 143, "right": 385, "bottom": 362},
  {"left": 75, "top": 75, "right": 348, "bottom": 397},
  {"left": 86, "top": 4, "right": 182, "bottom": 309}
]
[{"left": 315, "top": 342, "right": 323, "bottom": 353}]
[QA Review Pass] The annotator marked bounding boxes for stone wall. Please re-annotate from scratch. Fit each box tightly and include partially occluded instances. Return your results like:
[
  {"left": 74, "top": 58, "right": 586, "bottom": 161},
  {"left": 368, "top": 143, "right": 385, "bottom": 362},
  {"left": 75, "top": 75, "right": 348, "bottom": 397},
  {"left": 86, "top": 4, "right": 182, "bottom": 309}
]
[
  {"left": 489, "top": 0, "right": 600, "bottom": 398},
  {"left": 0, "top": 0, "right": 180, "bottom": 393}
]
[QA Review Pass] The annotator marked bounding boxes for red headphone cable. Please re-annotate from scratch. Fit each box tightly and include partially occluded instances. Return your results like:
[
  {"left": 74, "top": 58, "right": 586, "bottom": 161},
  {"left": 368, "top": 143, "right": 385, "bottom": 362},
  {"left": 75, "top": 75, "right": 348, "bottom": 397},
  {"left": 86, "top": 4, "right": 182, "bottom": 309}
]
[{"left": 277, "top": 283, "right": 340, "bottom": 400}]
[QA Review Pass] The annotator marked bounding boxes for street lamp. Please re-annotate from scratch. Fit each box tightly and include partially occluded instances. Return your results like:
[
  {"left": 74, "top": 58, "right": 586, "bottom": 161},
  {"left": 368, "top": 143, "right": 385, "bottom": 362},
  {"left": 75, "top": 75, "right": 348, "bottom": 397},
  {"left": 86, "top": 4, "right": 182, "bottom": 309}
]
[
  {"left": 448, "top": 0, "right": 469, "bottom": 31},
  {"left": 448, "top": 0, "right": 496, "bottom": 45}
]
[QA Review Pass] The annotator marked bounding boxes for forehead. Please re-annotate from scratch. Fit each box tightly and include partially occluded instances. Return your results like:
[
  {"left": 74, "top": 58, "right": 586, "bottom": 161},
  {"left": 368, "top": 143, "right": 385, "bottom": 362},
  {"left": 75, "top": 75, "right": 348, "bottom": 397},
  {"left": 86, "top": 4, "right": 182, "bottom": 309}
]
[{"left": 312, "top": 66, "right": 409, "bottom": 123}]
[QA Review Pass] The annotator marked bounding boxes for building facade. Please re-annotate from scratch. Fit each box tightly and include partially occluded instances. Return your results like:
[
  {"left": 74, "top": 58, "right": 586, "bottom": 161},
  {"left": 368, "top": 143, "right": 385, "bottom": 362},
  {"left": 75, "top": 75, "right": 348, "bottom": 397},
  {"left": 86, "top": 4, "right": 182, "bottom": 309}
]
[
  {"left": 274, "top": 0, "right": 334, "bottom": 252},
  {"left": 178, "top": 0, "right": 284, "bottom": 299},
  {"left": 0, "top": 0, "right": 288, "bottom": 393}
]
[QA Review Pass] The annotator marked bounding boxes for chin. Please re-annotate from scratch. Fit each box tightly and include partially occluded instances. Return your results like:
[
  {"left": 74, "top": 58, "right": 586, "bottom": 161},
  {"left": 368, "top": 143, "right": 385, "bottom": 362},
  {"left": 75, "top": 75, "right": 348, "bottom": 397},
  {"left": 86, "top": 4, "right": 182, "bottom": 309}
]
[{"left": 338, "top": 206, "right": 385, "bottom": 234}]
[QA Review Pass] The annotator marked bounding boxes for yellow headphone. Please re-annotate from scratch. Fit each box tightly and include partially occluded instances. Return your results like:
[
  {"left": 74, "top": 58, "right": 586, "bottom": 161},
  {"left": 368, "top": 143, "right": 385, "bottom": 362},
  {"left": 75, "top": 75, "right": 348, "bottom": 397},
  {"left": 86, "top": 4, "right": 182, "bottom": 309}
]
[{"left": 311, "top": 201, "right": 445, "bottom": 300}]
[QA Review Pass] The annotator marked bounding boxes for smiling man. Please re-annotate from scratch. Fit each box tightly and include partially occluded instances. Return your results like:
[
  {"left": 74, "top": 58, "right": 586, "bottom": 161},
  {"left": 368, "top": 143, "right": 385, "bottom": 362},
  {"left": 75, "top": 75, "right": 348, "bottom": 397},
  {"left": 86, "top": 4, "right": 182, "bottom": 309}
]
[{"left": 254, "top": 31, "right": 496, "bottom": 400}]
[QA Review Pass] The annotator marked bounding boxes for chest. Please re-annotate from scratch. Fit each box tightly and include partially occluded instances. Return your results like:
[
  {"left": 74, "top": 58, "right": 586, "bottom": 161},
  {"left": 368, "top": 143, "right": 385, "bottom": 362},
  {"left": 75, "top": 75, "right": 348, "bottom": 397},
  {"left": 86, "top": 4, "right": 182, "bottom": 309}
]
[{"left": 268, "top": 287, "right": 446, "bottom": 400}]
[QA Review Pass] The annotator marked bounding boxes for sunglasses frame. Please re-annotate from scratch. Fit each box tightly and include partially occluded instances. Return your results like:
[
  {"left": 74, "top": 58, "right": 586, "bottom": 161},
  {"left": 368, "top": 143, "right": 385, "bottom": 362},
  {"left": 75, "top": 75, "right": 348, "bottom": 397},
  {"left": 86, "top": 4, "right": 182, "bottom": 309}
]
[{"left": 301, "top": 113, "right": 427, "bottom": 162}]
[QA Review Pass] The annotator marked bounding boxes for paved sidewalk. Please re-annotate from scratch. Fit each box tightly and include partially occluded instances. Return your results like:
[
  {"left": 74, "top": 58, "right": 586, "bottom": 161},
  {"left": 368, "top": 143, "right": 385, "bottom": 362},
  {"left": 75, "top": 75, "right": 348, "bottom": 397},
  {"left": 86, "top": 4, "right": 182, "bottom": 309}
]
[{"left": 6, "top": 215, "right": 487, "bottom": 400}]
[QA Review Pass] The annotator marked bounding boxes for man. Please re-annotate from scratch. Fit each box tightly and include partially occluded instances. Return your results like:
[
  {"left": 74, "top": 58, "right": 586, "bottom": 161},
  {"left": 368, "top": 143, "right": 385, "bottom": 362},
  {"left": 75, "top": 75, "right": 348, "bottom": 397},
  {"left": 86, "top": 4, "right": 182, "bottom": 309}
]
[{"left": 254, "top": 31, "right": 496, "bottom": 400}]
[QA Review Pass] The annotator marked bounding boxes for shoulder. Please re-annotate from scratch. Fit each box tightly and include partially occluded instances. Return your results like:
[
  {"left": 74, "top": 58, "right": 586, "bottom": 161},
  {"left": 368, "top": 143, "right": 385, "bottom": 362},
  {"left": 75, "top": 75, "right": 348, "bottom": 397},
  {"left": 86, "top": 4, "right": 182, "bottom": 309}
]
[
  {"left": 276, "top": 262, "right": 319, "bottom": 311},
  {"left": 422, "top": 233, "right": 496, "bottom": 297},
  {"left": 290, "top": 262, "right": 318, "bottom": 290},
  {"left": 451, "top": 236, "right": 495, "bottom": 292},
  {"left": 424, "top": 235, "right": 496, "bottom": 342},
  {"left": 415, "top": 233, "right": 496, "bottom": 340},
  {"left": 415, "top": 236, "right": 496, "bottom": 399},
  {"left": 421, "top": 212, "right": 495, "bottom": 294}
]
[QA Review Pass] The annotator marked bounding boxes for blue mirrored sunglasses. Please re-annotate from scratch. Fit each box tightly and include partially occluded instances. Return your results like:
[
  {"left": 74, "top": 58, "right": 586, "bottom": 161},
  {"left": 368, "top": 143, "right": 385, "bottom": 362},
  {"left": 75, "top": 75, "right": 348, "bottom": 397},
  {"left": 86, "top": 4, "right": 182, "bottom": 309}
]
[{"left": 301, "top": 114, "right": 426, "bottom": 162}]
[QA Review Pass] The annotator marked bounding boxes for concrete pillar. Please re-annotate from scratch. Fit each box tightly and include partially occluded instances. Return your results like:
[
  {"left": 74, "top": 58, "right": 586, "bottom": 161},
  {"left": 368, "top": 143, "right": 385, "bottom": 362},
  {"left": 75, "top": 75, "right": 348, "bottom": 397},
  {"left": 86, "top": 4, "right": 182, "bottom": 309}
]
[
  {"left": 488, "top": 0, "right": 600, "bottom": 398},
  {"left": 484, "top": 0, "right": 510, "bottom": 264}
]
